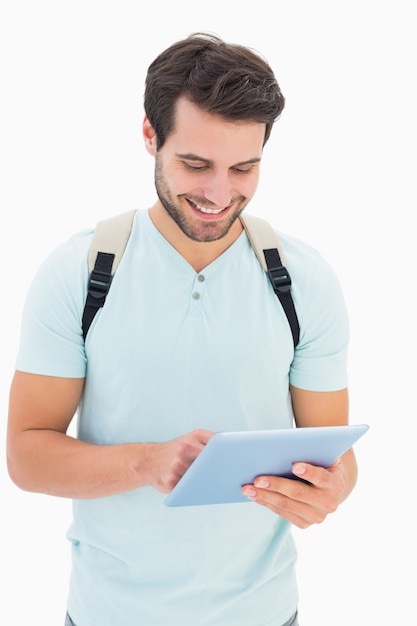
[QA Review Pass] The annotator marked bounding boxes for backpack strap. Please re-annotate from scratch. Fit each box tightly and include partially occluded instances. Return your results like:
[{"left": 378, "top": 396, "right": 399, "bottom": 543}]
[
  {"left": 82, "top": 210, "right": 137, "bottom": 340},
  {"left": 240, "top": 214, "right": 300, "bottom": 348},
  {"left": 82, "top": 210, "right": 300, "bottom": 348}
]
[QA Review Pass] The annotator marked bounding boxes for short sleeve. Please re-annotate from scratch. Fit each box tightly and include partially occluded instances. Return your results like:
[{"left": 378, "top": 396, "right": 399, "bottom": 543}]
[
  {"left": 15, "top": 231, "right": 92, "bottom": 378},
  {"left": 286, "top": 240, "right": 349, "bottom": 391}
]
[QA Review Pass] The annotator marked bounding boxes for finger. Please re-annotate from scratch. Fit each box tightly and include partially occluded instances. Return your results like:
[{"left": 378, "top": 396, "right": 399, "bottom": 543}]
[
  {"left": 256, "top": 497, "right": 318, "bottom": 529},
  {"left": 199, "top": 429, "right": 215, "bottom": 443},
  {"left": 293, "top": 458, "right": 345, "bottom": 487},
  {"left": 256, "top": 475, "right": 313, "bottom": 505},
  {"left": 242, "top": 471, "right": 339, "bottom": 520},
  {"left": 242, "top": 484, "right": 319, "bottom": 528},
  {"left": 266, "top": 473, "right": 341, "bottom": 514}
]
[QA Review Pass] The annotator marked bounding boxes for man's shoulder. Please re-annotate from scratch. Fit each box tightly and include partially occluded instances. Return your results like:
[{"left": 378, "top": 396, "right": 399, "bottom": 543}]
[
  {"left": 274, "top": 229, "right": 322, "bottom": 262},
  {"left": 272, "top": 229, "right": 330, "bottom": 280}
]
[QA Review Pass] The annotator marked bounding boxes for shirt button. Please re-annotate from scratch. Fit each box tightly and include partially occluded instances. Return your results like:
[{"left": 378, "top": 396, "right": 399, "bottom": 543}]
[
  {"left": 192, "top": 292, "right": 201, "bottom": 300},
  {"left": 197, "top": 274, "right": 205, "bottom": 282}
]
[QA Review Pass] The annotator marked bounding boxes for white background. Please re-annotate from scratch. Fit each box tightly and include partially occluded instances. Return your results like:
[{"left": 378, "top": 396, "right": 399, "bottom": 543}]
[{"left": 1, "top": 1, "right": 415, "bottom": 624}]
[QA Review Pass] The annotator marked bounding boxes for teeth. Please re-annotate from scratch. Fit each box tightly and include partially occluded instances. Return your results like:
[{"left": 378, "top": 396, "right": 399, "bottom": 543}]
[
  {"left": 197, "top": 205, "right": 224, "bottom": 214},
  {"left": 191, "top": 200, "right": 225, "bottom": 215}
]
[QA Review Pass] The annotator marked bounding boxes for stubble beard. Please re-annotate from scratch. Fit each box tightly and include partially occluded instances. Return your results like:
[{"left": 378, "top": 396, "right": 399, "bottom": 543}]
[{"left": 154, "top": 158, "right": 247, "bottom": 243}]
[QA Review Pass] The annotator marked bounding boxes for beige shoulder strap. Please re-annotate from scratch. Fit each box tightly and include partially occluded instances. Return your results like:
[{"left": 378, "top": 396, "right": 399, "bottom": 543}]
[
  {"left": 88, "top": 209, "right": 137, "bottom": 274},
  {"left": 85, "top": 210, "right": 298, "bottom": 345},
  {"left": 239, "top": 213, "right": 286, "bottom": 271},
  {"left": 88, "top": 210, "right": 283, "bottom": 275}
]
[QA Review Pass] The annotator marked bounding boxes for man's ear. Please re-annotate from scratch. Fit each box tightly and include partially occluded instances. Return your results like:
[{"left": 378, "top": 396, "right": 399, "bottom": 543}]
[{"left": 143, "top": 116, "right": 157, "bottom": 156}]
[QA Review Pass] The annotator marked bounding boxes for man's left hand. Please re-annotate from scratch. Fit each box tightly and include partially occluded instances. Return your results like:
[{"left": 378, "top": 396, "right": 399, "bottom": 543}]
[{"left": 241, "top": 459, "right": 346, "bottom": 528}]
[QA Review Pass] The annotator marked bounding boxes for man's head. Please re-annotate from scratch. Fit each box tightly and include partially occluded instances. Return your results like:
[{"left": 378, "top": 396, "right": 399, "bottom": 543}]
[{"left": 144, "top": 32, "right": 284, "bottom": 150}]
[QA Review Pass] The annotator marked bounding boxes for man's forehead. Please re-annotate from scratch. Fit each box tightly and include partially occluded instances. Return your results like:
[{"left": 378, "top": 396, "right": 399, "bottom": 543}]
[{"left": 173, "top": 96, "right": 264, "bottom": 132}]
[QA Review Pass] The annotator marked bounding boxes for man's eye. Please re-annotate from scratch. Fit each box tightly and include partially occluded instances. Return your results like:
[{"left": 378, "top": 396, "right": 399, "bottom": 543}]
[
  {"left": 184, "top": 162, "right": 207, "bottom": 171},
  {"left": 233, "top": 167, "right": 253, "bottom": 175}
]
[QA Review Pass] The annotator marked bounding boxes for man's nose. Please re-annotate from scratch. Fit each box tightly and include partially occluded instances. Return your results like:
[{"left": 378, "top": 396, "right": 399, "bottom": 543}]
[{"left": 202, "top": 173, "right": 234, "bottom": 208}]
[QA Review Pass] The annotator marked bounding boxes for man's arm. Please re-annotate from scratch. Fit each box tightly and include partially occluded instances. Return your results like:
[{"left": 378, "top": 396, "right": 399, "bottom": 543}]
[
  {"left": 7, "top": 371, "right": 213, "bottom": 499},
  {"left": 241, "top": 386, "right": 358, "bottom": 527},
  {"left": 290, "top": 385, "right": 357, "bottom": 501}
]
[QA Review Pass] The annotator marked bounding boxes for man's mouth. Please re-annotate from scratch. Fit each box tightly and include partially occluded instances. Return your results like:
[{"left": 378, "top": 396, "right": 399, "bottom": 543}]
[{"left": 187, "top": 198, "right": 229, "bottom": 215}]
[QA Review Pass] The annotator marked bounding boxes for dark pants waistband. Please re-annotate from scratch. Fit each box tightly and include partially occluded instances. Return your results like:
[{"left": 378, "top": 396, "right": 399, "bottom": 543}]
[{"left": 65, "top": 610, "right": 298, "bottom": 626}]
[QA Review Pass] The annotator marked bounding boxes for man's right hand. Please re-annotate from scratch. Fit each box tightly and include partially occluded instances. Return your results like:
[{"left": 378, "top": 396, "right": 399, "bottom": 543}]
[{"left": 143, "top": 429, "right": 214, "bottom": 493}]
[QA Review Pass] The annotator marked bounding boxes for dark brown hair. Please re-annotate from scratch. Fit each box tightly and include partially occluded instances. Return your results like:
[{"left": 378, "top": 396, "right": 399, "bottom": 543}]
[{"left": 144, "top": 32, "right": 285, "bottom": 149}]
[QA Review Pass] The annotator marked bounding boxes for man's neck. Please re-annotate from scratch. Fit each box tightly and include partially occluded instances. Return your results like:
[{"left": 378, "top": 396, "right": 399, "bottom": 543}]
[{"left": 148, "top": 203, "right": 243, "bottom": 273}]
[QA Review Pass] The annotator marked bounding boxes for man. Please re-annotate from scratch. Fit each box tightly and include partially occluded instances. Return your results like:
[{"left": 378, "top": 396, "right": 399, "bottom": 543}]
[{"left": 7, "top": 33, "right": 356, "bottom": 626}]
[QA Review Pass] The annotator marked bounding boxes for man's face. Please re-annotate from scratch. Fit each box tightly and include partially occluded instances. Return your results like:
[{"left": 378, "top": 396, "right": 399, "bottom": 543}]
[{"left": 149, "top": 97, "right": 266, "bottom": 243}]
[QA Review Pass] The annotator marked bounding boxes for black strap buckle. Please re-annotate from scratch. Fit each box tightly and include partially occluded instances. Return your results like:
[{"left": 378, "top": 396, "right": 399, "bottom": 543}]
[
  {"left": 267, "top": 265, "right": 292, "bottom": 294},
  {"left": 87, "top": 269, "right": 113, "bottom": 300}
]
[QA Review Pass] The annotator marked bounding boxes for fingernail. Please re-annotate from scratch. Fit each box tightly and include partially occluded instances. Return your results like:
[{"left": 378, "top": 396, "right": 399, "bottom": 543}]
[
  {"left": 243, "top": 487, "right": 256, "bottom": 497},
  {"left": 255, "top": 478, "right": 269, "bottom": 488},
  {"left": 293, "top": 464, "right": 306, "bottom": 476}
]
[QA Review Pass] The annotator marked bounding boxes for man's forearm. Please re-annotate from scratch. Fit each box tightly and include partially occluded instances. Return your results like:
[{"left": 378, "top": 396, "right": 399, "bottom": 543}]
[{"left": 7, "top": 429, "right": 152, "bottom": 499}]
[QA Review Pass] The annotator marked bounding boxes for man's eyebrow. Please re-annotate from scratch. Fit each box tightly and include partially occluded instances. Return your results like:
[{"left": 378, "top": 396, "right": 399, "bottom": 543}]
[
  {"left": 176, "top": 153, "right": 261, "bottom": 166},
  {"left": 176, "top": 153, "right": 212, "bottom": 164}
]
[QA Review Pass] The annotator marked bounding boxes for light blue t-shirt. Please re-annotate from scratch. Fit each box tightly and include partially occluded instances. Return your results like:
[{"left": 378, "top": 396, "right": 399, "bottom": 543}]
[{"left": 16, "top": 209, "right": 349, "bottom": 626}]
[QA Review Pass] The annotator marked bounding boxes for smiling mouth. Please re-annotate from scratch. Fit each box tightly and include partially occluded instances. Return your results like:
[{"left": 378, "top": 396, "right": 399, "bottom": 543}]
[{"left": 187, "top": 198, "right": 230, "bottom": 215}]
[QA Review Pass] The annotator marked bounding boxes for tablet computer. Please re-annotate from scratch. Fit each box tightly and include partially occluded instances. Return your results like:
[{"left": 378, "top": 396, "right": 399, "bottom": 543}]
[{"left": 164, "top": 424, "right": 369, "bottom": 507}]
